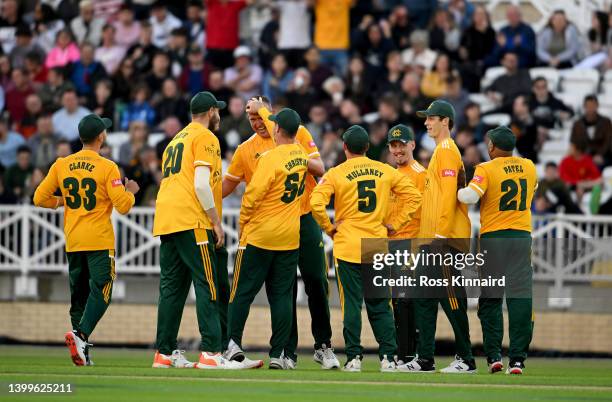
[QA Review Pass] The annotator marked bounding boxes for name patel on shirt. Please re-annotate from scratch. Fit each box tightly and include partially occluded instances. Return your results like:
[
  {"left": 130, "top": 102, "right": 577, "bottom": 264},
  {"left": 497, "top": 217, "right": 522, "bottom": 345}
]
[
  {"left": 346, "top": 168, "right": 384, "bottom": 181},
  {"left": 285, "top": 157, "right": 307, "bottom": 171},
  {"left": 69, "top": 161, "right": 96, "bottom": 172},
  {"left": 503, "top": 164, "right": 524, "bottom": 174}
]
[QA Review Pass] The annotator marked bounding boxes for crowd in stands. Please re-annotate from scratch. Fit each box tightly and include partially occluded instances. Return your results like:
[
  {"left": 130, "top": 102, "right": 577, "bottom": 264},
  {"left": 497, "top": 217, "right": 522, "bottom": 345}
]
[{"left": 0, "top": 0, "right": 611, "bottom": 215}]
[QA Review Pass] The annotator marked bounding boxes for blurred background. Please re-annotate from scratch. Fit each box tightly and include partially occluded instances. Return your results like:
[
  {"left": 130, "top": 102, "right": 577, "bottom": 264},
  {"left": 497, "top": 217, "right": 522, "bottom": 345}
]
[{"left": 0, "top": 0, "right": 612, "bottom": 356}]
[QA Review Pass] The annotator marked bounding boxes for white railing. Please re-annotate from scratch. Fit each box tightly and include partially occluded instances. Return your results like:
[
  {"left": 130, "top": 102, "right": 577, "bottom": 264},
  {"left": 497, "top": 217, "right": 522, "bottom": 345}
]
[
  {"left": 0, "top": 205, "right": 333, "bottom": 275},
  {"left": 2, "top": 205, "right": 612, "bottom": 301}
]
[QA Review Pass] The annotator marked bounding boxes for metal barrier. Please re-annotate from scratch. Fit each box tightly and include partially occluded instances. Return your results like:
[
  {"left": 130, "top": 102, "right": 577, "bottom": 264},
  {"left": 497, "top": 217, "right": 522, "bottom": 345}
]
[{"left": 2, "top": 206, "right": 612, "bottom": 301}]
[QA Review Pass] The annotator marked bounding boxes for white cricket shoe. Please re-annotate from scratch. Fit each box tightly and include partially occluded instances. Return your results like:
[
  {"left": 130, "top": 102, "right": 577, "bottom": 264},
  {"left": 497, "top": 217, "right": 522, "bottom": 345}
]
[
  {"left": 313, "top": 344, "right": 340, "bottom": 369},
  {"left": 224, "top": 339, "right": 245, "bottom": 361},
  {"left": 439, "top": 355, "right": 477, "bottom": 374},
  {"left": 65, "top": 331, "right": 88, "bottom": 366},
  {"left": 269, "top": 357, "right": 286, "bottom": 369},
  {"left": 152, "top": 350, "right": 194, "bottom": 368},
  {"left": 380, "top": 355, "right": 397, "bottom": 372},
  {"left": 223, "top": 340, "right": 263, "bottom": 369},
  {"left": 283, "top": 356, "right": 296, "bottom": 370},
  {"left": 196, "top": 352, "right": 242, "bottom": 369},
  {"left": 342, "top": 357, "right": 362, "bottom": 372}
]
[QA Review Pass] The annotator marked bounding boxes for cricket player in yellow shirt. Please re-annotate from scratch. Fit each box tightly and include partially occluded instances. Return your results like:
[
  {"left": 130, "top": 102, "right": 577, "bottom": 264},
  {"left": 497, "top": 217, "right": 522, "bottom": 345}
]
[
  {"left": 223, "top": 97, "right": 338, "bottom": 369},
  {"left": 311, "top": 125, "right": 422, "bottom": 372},
  {"left": 401, "top": 100, "right": 476, "bottom": 373},
  {"left": 152, "top": 92, "right": 247, "bottom": 370},
  {"left": 226, "top": 108, "right": 309, "bottom": 369},
  {"left": 34, "top": 114, "right": 139, "bottom": 366},
  {"left": 386, "top": 124, "right": 426, "bottom": 365},
  {"left": 458, "top": 126, "right": 537, "bottom": 375}
]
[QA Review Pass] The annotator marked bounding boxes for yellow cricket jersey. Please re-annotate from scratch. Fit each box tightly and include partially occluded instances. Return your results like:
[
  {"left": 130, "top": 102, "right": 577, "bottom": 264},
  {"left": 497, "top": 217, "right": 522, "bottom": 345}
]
[
  {"left": 153, "top": 122, "right": 222, "bottom": 236},
  {"left": 33, "top": 150, "right": 135, "bottom": 252},
  {"left": 314, "top": 0, "right": 352, "bottom": 50},
  {"left": 225, "top": 107, "right": 320, "bottom": 215},
  {"left": 419, "top": 138, "right": 471, "bottom": 239},
  {"left": 239, "top": 143, "right": 308, "bottom": 251},
  {"left": 310, "top": 156, "right": 422, "bottom": 263},
  {"left": 389, "top": 161, "right": 427, "bottom": 239},
  {"left": 468, "top": 156, "right": 537, "bottom": 235}
]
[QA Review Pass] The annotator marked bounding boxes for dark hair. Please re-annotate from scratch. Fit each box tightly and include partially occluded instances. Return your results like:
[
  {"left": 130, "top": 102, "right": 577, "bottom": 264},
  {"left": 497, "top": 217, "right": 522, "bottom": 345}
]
[
  {"left": 131, "top": 83, "right": 150, "bottom": 99},
  {"left": 448, "top": 118, "right": 454, "bottom": 130},
  {"left": 62, "top": 87, "right": 78, "bottom": 97},
  {"left": 584, "top": 94, "right": 598, "bottom": 104},
  {"left": 548, "top": 9, "right": 567, "bottom": 28},
  {"left": 25, "top": 50, "right": 43, "bottom": 64},
  {"left": 533, "top": 76, "right": 547, "bottom": 85},
  {"left": 17, "top": 145, "right": 31, "bottom": 154},
  {"left": 171, "top": 27, "right": 188, "bottom": 37},
  {"left": 57, "top": 139, "right": 71, "bottom": 147},
  {"left": 346, "top": 141, "right": 369, "bottom": 155},
  {"left": 572, "top": 138, "right": 588, "bottom": 153},
  {"left": 545, "top": 161, "right": 558, "bottom": 169},
  {"left": 95, "top": 79, "right": 113, "bottom": 91},
  {"left": 464, "top": 102, "right": 479, "bottom": 112},
  {"left": 378, "top": 93, "right": 400, "bottom": 111}
]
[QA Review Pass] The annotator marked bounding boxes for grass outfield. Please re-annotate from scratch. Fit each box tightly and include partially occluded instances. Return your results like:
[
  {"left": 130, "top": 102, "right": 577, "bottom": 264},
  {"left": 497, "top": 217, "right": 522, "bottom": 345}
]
[{"left": 1, "top": 346, "right": 611, "bottom": 402}]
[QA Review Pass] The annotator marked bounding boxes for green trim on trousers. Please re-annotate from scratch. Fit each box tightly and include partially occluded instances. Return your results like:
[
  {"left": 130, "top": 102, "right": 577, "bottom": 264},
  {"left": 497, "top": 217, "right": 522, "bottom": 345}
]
[
  {"left": 285, "top": 213, "right": 333, "bottom": 361},
  {"left": 155, "top": 229, "right": 221, "bottom": 354},
  {"left": 413, "top": 245, "right": 473, "bottom": 361},
  {"left": 478, "top": 229, "right": 534, "bottom": 362},
  {"left": 335, "top": 259, "right": 397, "bottom": 361},
  {"left": 228, "top": 244, "right": 298, "bottom": 358},
  {"left": 67, "top": 250, "right": 115, "bottom": 338}
]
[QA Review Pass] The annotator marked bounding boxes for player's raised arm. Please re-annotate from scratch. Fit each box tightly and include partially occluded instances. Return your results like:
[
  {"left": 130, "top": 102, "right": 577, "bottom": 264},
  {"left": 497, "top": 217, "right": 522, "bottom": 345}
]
[
  {"left": 387, "top": 171, "right": 422, "bottom": 233},
  {"left": 106, "top": 164, "right": 137, "bottom": 215},
  {"left": 298, "top": 127, "right": 325, "bottom": 177},
  {"left": 253, "top": 101, "right": 276, "bottom": 141},
  {"left": 223, "top": 146, "right": 245, "bottom": 198},
  {"left": 310, "top": 173, "right": 335, "bottom": 235},
  {"left": 33, "top": 160, "right": 64, "bottom": 209},
  {"left": 239, "top": 153, "right": 274, "bottom": 229}
]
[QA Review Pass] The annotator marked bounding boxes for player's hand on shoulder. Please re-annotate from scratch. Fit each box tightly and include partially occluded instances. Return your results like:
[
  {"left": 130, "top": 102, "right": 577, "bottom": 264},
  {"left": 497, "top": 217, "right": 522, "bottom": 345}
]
[{"left": 124, "top": 177, "right": 140, "bottom": 194}]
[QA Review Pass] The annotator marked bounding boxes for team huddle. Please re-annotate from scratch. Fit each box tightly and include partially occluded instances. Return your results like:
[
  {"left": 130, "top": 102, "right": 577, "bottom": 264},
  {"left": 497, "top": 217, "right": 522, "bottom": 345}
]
[{"left": 33, "top": 90, "right": 537, "bottom": 375}]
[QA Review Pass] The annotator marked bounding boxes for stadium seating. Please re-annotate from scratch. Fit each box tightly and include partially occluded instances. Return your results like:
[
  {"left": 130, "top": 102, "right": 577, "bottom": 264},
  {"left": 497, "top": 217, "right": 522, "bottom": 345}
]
[
  {"left": 560, "top": 68, "right": 600, "bottom": 100},
  {"left": 480, "top": 66, "right": 507, "bottom": 91},
  {"left": 529, "top": 67, "right": 561, "bottom": 92}
]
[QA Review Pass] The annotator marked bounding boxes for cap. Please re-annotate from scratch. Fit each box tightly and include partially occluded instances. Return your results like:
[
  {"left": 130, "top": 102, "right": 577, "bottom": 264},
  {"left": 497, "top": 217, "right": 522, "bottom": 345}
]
[
  {"left": 387, "top": 124, "right": 415, "bottom": 144},
  {"left": 342, "top": 125, "right": 370, "bottom": 153},
  {"left": 233, "top": 45, "right": 252, "bottom": 59},
  {"left": 416, "top": 100, "right": 455, "bottom": 122},
  {"left": 190, "top": 91, "right": 226, "bottom": 115},
  {"left": 268, "top": 108, "right": 301, "bottom": 135},
  {"left": 78, "top": 114, "right": 112, "bottom": 142},
  {"left": 487, "top": 126, "right": 516, "bottom": 151}
]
